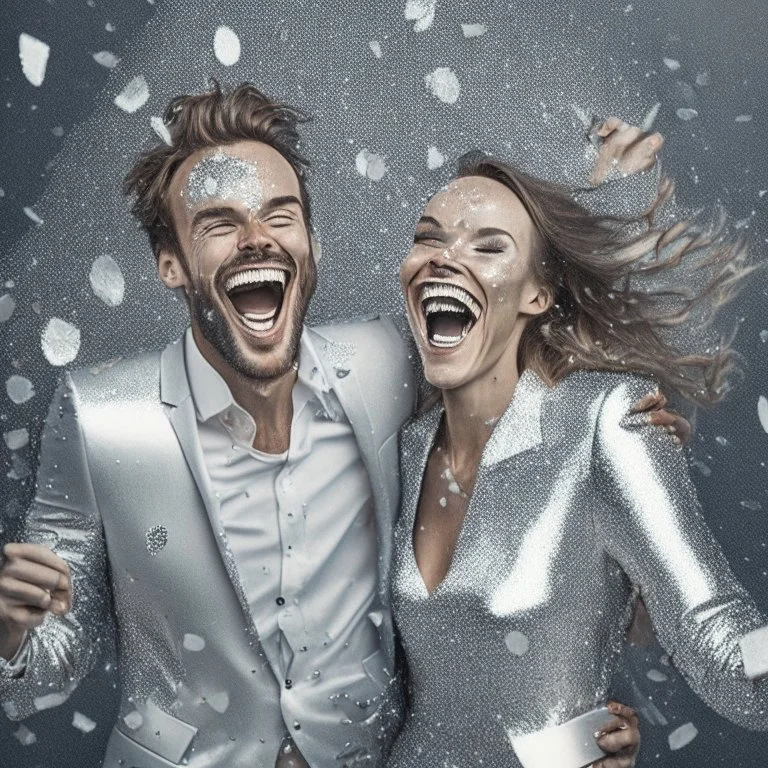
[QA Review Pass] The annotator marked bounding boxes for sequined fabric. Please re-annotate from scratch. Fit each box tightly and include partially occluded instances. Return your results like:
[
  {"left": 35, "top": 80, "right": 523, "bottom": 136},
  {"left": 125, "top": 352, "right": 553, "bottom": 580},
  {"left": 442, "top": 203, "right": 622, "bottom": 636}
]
[{"left": 388, "top": 370, "right": 768, "bottom": 767}]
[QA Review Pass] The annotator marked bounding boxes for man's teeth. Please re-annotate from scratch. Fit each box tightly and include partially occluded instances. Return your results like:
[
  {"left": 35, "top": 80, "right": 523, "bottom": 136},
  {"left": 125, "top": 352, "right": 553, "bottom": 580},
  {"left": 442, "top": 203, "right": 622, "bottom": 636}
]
[
  {"left": 224, "top": 267, "right": 288, "bottom": 293},
  {"left": 420, "top": 283, "right": 481, "bottom": 319},
  {"left": 241, "top": 315, "right": 276, "bottom": 332}
]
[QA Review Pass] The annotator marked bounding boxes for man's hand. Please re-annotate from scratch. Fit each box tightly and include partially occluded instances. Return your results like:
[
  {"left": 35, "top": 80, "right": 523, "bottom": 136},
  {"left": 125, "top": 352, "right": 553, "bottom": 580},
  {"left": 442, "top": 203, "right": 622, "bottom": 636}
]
[
  {"left": 631, "top": 390, "right": 691, "bottom": 447},
  {"left": 590, "top": 117, "right": 664, "bottom": 186},
  {"left": 0, "top": 543, "right": 72, "bottom": 660},
  {"left": 593, "top": 701, "right": 641, "bottom": 768}
]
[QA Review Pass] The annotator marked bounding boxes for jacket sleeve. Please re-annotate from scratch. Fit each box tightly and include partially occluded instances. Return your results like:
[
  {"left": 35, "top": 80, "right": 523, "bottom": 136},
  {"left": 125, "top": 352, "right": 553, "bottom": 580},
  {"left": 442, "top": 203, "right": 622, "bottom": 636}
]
[
  {"left": 592, "top": 377, "right": 768, "bottom": 731},
  {"left": 0, "top": 374, "right": 112, "bottom": 720}
]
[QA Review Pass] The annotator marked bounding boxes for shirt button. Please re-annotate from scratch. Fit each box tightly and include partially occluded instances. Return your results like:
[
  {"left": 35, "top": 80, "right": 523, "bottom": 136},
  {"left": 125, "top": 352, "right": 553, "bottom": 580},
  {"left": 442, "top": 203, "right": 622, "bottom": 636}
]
[
  {"left": 276, "top": 597, "right": 285, "bottom": 606},
  {"left": 285, "top": 679, "right": 293, "bottom": 689}
]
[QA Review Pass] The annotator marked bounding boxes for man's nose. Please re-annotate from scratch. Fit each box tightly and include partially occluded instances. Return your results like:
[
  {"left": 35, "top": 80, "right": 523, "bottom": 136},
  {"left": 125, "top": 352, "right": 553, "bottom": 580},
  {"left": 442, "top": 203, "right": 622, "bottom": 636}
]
[{"left": 237, "top": 219, "right": 277, "bottom": 253}]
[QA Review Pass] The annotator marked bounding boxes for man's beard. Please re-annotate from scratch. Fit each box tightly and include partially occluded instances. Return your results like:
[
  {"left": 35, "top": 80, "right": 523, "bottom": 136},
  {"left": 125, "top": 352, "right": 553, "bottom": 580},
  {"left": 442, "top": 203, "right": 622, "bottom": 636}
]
[{"left": 187, "top": 249, "right": 317, "bottom": 381}]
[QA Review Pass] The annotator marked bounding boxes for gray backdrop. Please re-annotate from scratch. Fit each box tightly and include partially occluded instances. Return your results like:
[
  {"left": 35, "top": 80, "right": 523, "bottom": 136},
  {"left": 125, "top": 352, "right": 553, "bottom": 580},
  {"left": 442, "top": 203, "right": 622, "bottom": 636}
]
[{"left": 1, "top": 0, "right": 766, "bottom": 765}]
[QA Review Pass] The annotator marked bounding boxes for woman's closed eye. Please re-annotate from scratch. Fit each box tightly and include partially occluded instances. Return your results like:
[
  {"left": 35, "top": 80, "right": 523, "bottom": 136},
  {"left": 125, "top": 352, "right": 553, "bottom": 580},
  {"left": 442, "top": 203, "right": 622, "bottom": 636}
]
[{"left": 474, "top": 237, "right": 508, "bottom": 254}]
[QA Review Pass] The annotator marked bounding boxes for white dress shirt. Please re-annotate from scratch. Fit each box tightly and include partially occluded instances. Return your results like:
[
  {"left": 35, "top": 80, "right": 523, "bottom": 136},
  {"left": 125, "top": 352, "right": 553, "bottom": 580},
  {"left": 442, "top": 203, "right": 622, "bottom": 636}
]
[{"left": 184, "top": 327, "right": 384, "bottom": 757}]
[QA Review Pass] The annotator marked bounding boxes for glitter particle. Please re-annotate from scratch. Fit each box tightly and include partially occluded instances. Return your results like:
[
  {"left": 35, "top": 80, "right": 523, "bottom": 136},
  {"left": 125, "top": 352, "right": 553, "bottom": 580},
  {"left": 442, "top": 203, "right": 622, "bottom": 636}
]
[
  {"left": 18, "top": 33, "right": 50, "bottom": 87},
  {"left": 146, "top": 524, "right": 169, "bottom": 555},
  {"left": 425, "top": 67, "right": 461, "bottom": 104},
  {"left": 41, "top": 318, "right": 81, "bottom": 366},
  {"left": 214, "top": 26, "right": 241, "bottom": 66}
]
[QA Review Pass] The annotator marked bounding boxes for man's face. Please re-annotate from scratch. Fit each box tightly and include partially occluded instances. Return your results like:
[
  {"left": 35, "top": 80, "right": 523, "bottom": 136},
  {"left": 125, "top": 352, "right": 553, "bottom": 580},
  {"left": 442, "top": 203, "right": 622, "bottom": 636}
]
[{"left": 161, "top": 140, "right": 315, "bottom": 380}]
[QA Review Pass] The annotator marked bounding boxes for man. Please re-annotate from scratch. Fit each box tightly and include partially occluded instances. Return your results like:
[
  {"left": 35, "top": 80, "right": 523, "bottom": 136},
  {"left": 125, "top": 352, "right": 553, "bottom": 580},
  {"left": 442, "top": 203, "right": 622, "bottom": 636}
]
[{"left": 0, "top": 83, "right": 670, "bottom": 767}]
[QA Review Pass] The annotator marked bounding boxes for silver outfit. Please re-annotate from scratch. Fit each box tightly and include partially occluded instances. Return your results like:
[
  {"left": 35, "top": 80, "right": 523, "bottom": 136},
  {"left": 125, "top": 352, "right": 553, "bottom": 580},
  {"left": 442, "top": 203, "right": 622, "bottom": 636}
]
[
  {"left": 388, "top": 370, "right": 768, "bottom": 767},
  {"left": 0, "top": 318, "right": 415, "bottom": 768}
]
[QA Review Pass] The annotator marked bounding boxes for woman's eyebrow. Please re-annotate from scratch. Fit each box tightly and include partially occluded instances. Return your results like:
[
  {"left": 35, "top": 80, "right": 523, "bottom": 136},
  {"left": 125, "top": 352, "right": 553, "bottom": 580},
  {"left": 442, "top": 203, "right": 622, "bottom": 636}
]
[{"left": 476, "top": 226, "right": 517, "bottom": 246}]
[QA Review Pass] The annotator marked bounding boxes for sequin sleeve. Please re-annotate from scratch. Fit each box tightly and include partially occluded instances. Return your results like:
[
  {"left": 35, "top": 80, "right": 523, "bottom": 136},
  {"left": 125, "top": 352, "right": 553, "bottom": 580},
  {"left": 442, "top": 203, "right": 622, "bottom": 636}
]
[
  {"left": 592, "top": 377, "right": 768, "bottom": 731},
  {"left": 0, "top": 375, "right": 112, "bottom": 721}
]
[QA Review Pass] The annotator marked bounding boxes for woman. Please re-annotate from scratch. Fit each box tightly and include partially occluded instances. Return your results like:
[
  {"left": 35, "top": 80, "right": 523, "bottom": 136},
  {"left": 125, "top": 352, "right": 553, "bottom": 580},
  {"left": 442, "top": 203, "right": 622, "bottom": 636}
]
[{"left": 387, "top": 142, "right": 768, "bottom": 766}]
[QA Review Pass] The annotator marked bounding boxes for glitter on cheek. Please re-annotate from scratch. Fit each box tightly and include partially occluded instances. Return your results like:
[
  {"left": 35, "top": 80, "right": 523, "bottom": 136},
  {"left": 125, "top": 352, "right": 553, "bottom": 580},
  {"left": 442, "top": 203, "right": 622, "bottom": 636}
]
[{"left": 185, "top": 152, "right": 264, "bottom": 213}]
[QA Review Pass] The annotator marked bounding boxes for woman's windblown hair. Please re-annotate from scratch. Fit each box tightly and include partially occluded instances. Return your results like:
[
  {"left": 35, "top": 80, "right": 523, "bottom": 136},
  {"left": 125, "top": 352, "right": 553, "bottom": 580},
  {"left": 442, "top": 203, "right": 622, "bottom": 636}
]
[{"left": 457, "top": 154, "right": 757, "bottom": 406}]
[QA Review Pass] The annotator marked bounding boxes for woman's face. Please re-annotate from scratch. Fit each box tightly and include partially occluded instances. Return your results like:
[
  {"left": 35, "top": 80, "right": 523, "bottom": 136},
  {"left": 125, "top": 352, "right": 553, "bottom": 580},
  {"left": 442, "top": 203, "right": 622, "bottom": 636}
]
[{"left": 400, "top": 175, "right": 549, "bottom": 391}]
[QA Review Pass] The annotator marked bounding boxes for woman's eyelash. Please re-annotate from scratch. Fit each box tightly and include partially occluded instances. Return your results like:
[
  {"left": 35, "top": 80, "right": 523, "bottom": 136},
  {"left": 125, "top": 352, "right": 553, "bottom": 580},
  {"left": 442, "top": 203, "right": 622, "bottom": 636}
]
[{"left": 475, "top": 238, "right": 507, "bottom": 251}]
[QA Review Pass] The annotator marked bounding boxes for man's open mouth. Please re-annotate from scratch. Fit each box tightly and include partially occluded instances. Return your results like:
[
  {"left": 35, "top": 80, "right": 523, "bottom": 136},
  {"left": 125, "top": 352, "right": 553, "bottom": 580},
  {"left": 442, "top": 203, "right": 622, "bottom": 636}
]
[
  {"left": 223, "top": 267, "right": 290, "bottom": 333},
  {"left": 419, "top": 282, "right": 481, "bottom": 348}
]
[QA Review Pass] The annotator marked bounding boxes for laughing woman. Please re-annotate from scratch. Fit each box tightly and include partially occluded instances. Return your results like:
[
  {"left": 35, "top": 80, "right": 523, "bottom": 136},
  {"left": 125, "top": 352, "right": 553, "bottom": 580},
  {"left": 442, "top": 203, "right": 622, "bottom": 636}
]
[{"left": 387, "top": 148, "right": 768, "bottom": 767}]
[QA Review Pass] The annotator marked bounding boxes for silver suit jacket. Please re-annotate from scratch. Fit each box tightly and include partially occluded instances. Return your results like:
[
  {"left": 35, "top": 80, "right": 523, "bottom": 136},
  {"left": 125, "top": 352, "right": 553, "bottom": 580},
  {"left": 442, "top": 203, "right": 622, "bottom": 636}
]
[
  {"left": 0, "top": 318, "right": 415, "bottom": 768},
  {"left": 389, "top": 369, "right": 768, "bottom": 768}
]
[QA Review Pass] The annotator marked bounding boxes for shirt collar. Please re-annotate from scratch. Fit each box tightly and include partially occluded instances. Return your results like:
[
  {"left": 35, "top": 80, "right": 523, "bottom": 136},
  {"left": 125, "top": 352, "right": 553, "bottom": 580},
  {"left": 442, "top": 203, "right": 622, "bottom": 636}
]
[{"left": 184, "top": 326, "right": 335, "bottom": 425}]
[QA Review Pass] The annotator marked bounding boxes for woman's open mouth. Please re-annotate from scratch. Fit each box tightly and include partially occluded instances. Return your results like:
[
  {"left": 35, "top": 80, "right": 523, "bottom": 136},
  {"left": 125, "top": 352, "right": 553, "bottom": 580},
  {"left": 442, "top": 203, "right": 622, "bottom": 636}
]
[
  {"left": 419, "top": 282, "right": 482, "bottom": 349},
  {"left": 223, "top": 266, "right": 291, "bottom": 333}
]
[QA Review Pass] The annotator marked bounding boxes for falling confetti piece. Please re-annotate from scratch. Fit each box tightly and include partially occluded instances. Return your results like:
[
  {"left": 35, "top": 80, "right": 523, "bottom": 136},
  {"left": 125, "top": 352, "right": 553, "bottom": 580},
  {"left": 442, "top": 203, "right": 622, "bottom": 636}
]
[
  {"left": 676, "top": 108, "right": 698, "bottom": 121},
  {"left": 19, "top": 33, "right": 50, "bottom": 87},
  {"left": 6, "top": 376, "right": 34, "bottom": 404},
  {"left": 663, "top": 57, "right": 681, "bottom": 70},
  {"left": 33, "top": 692, "right": 69, "bottom": 711},
  {"left": 425, "top": 67, "right": 460, "bottom": 104},
  {"left": 183, "top": 633, "right": 206, "bottom": 651},
  {"left": 740, "top": 499, "right": 763, "bottom": 512},
  {"left": 0, "top": 294, "right": 16, "bottom": 322},
  {"left": 89, "top": 254, "right": 125, "bottom": 306},
  {"left": 427, "top": 145, "right": 446, "bottom": 169},
  {"left": 355, "top": 149, "right": 388, "bottom": 181},
  {"left": 150, "top": 116, "right": 172, "bottom": 145},
  {"left": 14, "top": 725, "right": 37, "bottom": 746},
  {"left": 668, "top": 722, "right": 698, "bottom": 750},
  {"left": 214, "top": 26, "right": 241, "bottom": 66},
  {"left": 23, "top": 207, "right": 43, "bottom": 225},
  {"left": 207, "top": 691, "right": 230, "bottom": 713},
  {"left": 368, "top": 40, "right": 383, "bottom": 58},
  {"left": 461, "top": 23, "right": 487, "bottom": 37},
  {"left": 695, "top": 71, "right": 710, "bottom": 86},
  {"left": 641, "top": 102, "right": 661, "bottom": 131},
  {"left": 114, "top": 75, "right": 150, "bottom": 114},
  {"left": 42, "top": 318, "right": 81, "bottom": 366},
  {"left": 405, "top": 0, "right": 436, "bottom": 32},
  {"left": 3, "top": 428, "right": 29, "bottom": 450},
  {"left": 758, "top": 396, "right": 768, "bottom": 434},
  {"left": 92, "top": 50, "right": 120, "bottom": 69},
  {"left": 735, "top": 114, "right": 752, "bottom": 123},
  {"left": 123, "top": 711, "right": 143, "bottom": 730},
  {"left": 504, "top": 630, "right": 530, "bottom": 656},
  {"left": 72, "top": 712, "right": 97, "bottom": 733},
  {"left": 646, "top": 669, "right": 668, "bottom": 682}
]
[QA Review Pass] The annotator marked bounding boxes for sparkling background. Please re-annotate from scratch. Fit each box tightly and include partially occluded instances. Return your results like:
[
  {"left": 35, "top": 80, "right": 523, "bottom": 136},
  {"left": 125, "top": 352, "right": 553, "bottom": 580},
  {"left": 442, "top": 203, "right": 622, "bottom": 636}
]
[{"left": 1, "top": 0, "right": 767, "bottom": 764}]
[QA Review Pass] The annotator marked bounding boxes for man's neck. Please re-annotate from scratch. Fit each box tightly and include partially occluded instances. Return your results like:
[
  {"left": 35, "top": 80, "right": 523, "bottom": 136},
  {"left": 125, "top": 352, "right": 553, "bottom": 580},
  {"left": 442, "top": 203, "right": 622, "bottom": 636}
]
[{"left": 191, "top": 327, "right": 297, "bottom": 454}]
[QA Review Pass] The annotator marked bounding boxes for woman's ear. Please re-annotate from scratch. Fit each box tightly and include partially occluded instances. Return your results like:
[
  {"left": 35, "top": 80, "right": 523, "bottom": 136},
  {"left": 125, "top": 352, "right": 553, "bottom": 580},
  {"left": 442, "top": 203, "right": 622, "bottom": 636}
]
[
  {"left": 522, "top": 283, "right": 553, "bottom": 317},
  {"left": 157, "top": 249, "right": 187, "bottom": 290}
]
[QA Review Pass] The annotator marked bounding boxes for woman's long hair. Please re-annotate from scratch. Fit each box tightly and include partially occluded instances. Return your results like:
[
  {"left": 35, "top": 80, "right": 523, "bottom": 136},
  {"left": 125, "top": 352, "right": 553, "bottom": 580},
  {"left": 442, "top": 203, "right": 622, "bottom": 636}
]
[{"left": 456, "top": 154, "right": 756, "bottom": 405}]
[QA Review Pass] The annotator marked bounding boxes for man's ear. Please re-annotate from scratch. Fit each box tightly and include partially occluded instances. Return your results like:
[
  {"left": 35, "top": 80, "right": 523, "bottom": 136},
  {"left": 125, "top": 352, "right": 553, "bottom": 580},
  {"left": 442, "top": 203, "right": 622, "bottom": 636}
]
[{"left": 157, "top": 248, "right": 187, "bottom": 290}]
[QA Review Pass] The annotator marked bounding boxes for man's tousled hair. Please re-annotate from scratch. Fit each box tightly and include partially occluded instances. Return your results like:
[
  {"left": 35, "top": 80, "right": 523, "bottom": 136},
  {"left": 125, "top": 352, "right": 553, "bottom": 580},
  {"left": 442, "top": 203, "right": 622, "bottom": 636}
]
[{"left": 123, "top": 81, "right": 311, "bottom": 258}]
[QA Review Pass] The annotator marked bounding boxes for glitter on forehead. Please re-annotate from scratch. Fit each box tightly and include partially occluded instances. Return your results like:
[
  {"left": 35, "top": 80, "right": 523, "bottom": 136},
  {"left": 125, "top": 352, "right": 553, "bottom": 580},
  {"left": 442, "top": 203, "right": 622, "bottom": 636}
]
[{"left": 185, "top": 151, "right": 264, "bottom": 212}]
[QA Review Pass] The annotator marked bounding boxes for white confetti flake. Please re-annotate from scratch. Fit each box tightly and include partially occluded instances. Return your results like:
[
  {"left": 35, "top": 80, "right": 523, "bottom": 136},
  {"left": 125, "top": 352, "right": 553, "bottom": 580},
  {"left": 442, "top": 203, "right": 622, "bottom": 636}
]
[
  {"left": 214, "top": 26, "right": 241, "bottom": 66},
  {"left": 740, "top": 499, "right": 763, "bottom": 512},
  {"left": 105, "top": 22, "right": 115, "bottom": 32},
  {"left": 461, "top": 23, "right": 487, "bottom": 37},
  {"left": 123, "top": 711, "right": 143, "bottom": 730},
  {"left": 6, "top": 375, "right": 34, "bottom": 404},
  {"left": 439, "top": 496, "right": 447, "bottom": 507},
  {"left": 668, "top": 722, "right": 698, "bottom": 750},
  {"left": 33, "top": 691, "right": 69, "bottom": 711},
  {"left": 676, "top": 108, "right": 698, "bottom": 121},
  {"left": 207, "top": 691, "right": 230, "bottom": 713},
  {"left": 425, "top": 67, "right": 460, "bottom": 104},
  {"left": 42, "top": 317, "right": 81, "bottom": 366},
  {"left": 19, "top": 33, "right": 50, "bottom": 87},
  {"left": 504, "top": 630, "right": 530, "bottom": 656},
  {"left": 368, "top": 40, "right": 383, "bottom": 58},
  {"left": 114, "top": 75, "right": 150, "bottom": 114},
  {"left": 427, "top": 145, "right": 446, "bottom": 170},
  {"left": 150, "top": 116, "right": 172, "bottom": 145},
  {"left": 735, "top": 114, "right": 752, "bottom": 123},
  {"left": 92, "top": 50, "right": 120, "bottom": 69},
  {"left": 0, "top": 294, "right": 16, "bottom": 322},
  {"left": 14, "top": 724, "right": 37, "bottom": 746},
  {"left": 355, "top": 149, "right": 388, "bottom": 181},
  {"left": 89, "top": 254, "right": 125, "bottom": 306},
  {"left": 3, "top": 428, "right": 29, "bottom": 450},
  {"left": 183, "top": 633, "right": 206, "bottom": 651},
  {"left": 23, "top": 207, "right": 43, "bottom": 225},
  {"left": 641, "top": 102, "right": 662, "bottom": 131},
  {"left": 646, "top": 669, "right": 668, "bottom": 683},
  {"left": 405, "top": 0, "right": 436, "bottom": 32},
  {"left": 695, "top": 71, "right": 710, "bottom": 86},
  {"left": 758, "top": 396, "right": 768, "bottom": 434},
  {"left": 663, "top": 57, "right": 681, "bottom": 71},
  {"left": 72, "top": 711, "right": 97, "bottom": 733}
]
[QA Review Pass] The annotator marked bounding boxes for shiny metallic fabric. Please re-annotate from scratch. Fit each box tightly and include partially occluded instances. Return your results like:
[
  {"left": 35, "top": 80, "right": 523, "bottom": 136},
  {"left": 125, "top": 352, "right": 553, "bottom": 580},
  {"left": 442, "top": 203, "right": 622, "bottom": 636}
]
[{"left": 388, "top": 370, "right": 768, "bottom": 767}]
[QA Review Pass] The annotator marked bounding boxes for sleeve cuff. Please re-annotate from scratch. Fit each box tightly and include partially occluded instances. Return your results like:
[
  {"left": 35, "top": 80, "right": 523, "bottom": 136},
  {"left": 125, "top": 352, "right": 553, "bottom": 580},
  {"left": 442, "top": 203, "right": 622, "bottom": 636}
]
[
  {"left": 0, "top": 632, "right": 30, "bottom": 677},
  {"left": 740, "top": 625, "right": 768, "bottom": 680}
]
